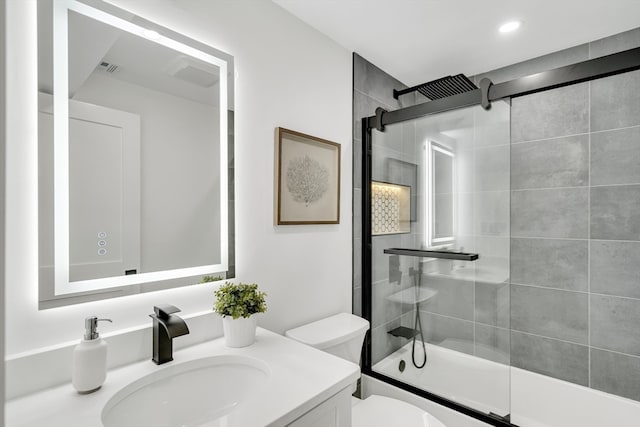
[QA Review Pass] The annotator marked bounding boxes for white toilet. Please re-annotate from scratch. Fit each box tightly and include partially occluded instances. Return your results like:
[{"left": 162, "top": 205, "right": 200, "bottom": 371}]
[{"left": 285, "top": 313, "right": 446, "bottom": 427}]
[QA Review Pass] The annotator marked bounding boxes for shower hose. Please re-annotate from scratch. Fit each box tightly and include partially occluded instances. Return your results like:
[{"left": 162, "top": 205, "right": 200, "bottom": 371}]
[{"left": 411, "top": 264, "right": 427, "bottom": 369}]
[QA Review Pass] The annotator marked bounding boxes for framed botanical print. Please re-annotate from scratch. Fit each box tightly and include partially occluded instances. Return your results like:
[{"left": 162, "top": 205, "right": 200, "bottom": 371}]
[{"left": 275, "top": 127, "right": 341, "bottom": 225}]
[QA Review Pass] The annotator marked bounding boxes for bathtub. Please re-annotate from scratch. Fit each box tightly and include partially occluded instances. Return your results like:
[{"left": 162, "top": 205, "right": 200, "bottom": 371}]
[
  {"left": 373, "top": 342, "right": 510, "bottom": 417},
  {"left": 369, "top": 342, "right": 640, "bottom": 427}
]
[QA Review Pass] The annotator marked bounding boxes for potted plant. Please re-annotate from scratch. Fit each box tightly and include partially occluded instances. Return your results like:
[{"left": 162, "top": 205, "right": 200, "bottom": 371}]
[{"left": 213, "top": 282, "right": 267, "bottom": 347}]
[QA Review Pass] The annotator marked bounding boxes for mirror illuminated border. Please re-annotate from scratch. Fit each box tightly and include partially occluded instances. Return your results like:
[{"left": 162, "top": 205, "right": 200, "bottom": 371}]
[
  {"left": 425, "top": 140, "right": 455, "bottom": 247},
  {"left": 43, "top": 0, "right": 233, "bottom": 298}
]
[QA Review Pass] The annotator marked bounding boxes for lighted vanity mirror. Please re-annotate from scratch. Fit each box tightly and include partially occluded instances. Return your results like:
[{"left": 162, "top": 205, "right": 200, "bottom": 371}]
[{"left": 37, "top": 0, "right": 234, "bottom": 306}]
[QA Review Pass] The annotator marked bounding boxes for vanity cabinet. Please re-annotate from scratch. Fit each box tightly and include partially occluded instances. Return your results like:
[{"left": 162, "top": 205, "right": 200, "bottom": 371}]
[
  {"left": 287, "top": 387, "right": 352, "bottom": 427},
  {"left": 6, "top": 329, "right": 360, "bottom": 427}
]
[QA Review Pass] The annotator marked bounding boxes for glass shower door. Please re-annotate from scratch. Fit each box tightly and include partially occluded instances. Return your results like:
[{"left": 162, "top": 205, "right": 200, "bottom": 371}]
[{"left": 368, "top": 101, "right": 511, "bottom": 418}]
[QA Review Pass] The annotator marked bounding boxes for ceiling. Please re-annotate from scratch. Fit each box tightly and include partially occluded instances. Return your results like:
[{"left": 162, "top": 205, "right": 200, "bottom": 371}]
[{"left": 272, "top": 0, "right": 640, "bottom": 86}]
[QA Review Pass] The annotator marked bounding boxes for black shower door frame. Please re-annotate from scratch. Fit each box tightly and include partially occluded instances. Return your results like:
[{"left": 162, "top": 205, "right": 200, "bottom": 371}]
[{"left": 361, "top": 46, "right": 640, "bottom": 427}]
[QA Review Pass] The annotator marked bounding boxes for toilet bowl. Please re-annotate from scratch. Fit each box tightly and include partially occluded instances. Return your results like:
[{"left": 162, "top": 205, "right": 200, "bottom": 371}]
[
  {"left": 285, "top": 313, "right": 446, "bottom": 427},
  {"left": 353, "top": 395, "right": 445, "bottom": 427}
]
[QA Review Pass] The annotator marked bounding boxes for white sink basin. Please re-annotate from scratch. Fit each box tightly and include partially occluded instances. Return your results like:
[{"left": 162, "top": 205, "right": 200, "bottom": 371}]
[{"left": 101, "top": 355, "right": 270, "bottom": 427}]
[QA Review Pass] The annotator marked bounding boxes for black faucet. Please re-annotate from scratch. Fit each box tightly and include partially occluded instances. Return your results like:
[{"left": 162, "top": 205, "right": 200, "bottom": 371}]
[{"left": 149, "top": 304, "right": 190, "bottom": 364}]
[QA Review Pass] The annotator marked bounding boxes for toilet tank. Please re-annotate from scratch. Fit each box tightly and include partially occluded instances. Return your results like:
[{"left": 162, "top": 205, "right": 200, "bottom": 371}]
[{"left": 285, "top": 313, "right": 370, "bottom": 364}]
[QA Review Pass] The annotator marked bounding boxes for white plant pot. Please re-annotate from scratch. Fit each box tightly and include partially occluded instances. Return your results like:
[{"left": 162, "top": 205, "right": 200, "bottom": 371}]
[{"left": 222, "top": 315, "right": 258, "bottom": 348}]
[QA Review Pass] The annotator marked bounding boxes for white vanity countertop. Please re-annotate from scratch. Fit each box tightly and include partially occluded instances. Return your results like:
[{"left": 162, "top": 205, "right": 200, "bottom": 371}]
[{"left": 6, "top": 328, "right": 360, "bottom": 427}]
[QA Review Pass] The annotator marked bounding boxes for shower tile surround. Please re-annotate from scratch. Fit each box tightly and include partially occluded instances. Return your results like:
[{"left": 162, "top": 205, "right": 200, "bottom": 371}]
[
  {"left": 354, "top": 52, "right": 511, "bottom": 368},
  {"left": 352, "top": 54, "right": 421, "bottom": 363},
  {"left": 507, "top": 39, "right": 640, "bottom": 400},
  {"left": 354, "top": 27, "right": 640, "bottom": 403}
]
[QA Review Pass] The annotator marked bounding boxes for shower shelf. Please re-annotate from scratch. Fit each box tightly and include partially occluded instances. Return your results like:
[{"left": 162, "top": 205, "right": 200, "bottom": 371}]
[
  {"left": 387, "top": 326, "right": 418, "bottom": 339},
  {"left": 387, "top": 287, "right": 438, "bottom": 304},
  {"left": 384, "top": 248, "right": 479, "bottom": 261}
]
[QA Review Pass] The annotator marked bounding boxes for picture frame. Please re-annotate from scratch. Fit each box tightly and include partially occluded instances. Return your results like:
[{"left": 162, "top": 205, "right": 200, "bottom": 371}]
[{"left": 275, "top": 127, "right": 341, "bottom": 225}]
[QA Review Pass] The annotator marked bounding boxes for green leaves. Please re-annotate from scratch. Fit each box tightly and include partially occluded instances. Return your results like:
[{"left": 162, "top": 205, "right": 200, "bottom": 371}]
[
  {"left": 200, "top": 275, "right": 224, "bottom": 283},
  {"left": 213, "top": 282, "right": 267, "bottom": 319}
]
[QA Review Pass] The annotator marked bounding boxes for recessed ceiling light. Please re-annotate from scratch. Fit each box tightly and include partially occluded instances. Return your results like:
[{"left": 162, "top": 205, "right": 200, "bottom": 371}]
[
  {"left": 141, "top": 29, "right": 161, "bottom": 40},
  {"left": 499, "top": 21, "right": 521, "bottom": 33}
]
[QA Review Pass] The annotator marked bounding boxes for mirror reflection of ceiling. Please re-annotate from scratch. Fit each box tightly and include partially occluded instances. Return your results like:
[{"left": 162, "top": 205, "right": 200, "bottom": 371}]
[
  {"left": 38, "top": 7, "right": 220, "bottom": 107},
  {"left": 91, "top": 25, "right": 220, "bottom": 106}
]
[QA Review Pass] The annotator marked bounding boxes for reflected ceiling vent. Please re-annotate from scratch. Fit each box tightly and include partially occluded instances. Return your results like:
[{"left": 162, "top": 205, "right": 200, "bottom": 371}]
[
  {"left": 97, "top": 61, "right": 120, "bottom": 74},
  {"left": 166, "top": 56, "right": 219, "bottom": 88}
]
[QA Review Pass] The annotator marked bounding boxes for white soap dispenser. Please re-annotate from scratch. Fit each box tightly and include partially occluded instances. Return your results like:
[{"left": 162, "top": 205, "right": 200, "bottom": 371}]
[{"left": 72, "top": 316, "right": 112, "bottom": 393}]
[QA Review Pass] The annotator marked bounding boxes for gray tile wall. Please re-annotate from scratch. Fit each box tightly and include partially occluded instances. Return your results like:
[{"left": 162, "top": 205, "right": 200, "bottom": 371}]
[
  {"left": 506, "top": 27, "right": 640, "bottom": 402},
  {"left": 353, "top": 53, "right": 421, "bottom": 364},
  {"left": 354, "top": 28, "right": 640, "bottom": 402}
]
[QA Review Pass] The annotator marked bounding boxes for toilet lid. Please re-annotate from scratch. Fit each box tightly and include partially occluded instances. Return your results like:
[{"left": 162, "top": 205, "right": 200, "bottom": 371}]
[
  {"left": 284, "top": 313, "right": 369, "bottom": 350},
  {"left": 352, "top": 395, "right": 447, "bottom": 427}
]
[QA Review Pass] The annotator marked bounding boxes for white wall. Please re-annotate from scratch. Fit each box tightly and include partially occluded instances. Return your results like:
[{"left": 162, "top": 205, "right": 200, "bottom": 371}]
[{"left": 5, "top": 0, "right": 352, "bottom": 356}]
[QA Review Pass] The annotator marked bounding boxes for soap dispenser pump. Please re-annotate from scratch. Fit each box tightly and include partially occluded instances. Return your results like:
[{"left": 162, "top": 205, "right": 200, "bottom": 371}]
[{"left": 72, "top": 316, "right": 112, "bottom": 393}]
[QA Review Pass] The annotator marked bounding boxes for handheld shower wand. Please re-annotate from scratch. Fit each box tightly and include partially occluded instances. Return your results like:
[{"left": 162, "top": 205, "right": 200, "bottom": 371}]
[{"left": 409, "top": 264, "right": 427, "bottom": 369}]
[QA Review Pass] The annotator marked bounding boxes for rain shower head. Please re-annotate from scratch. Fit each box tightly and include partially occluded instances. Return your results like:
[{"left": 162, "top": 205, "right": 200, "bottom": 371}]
[{"left": 393, "top": 74, "right": 478, "bottom": 100}]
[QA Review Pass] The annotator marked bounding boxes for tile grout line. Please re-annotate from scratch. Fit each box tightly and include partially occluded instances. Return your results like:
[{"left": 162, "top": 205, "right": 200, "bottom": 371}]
[
  {"left": 474, "top": 142, "right": 512, "bottom": 150},
  {"left": 511, "top": 281, "right": 640, "bottom": 303},
  {"left": 588, "top": 78, "right": 592, "bottom": 388},
  {"left": 512, "top": 182, "right": 640, "bottom": 192},
  {"left": 589, "top": 123, "right": 640, "bottom": 135},
  {"left": 511, "top": 185, "right": 588, "bottom": 192},
  {"left": 511, "top": 282, "right": 589, "bottom": 295},
  {"left": 514, "top": 328, "right": 640, "bottom": 362},
  {"left": 588, "top": 182, "right": 640, "bottom": 188},
  {"left": 511, "top": 132, "right": 590, "bottom": 146},
  {"left": 509, "top": 100, "right": 515, "bottom": 376},
  {"left": 418, "top": 309, "right": 476, "bottom": 326},
  {"left": 590, "top": 345, "right": 640, "bottom": 361},
  {"left": 353, "top": 87, "right": 401, "bottom": 113},
  {"left": 508, "top": 98, "right": 513, "bottom": 377},
  {"left": 512, "top": 235, "right": 640, "bottom": 244},
  {"left": 474, "top": 321, "right": 511, "bottom": 333},
  {"left": 511, "top": 329, "right": 589, "bottom": 349},
  {"left": 459, "top": 190, "right": 509, "bottom": 195},
  {"left": 472, "top": 106, "right": 477, "bottom": 358},
  {"left": 510, "top": 123, "right": 640, "bottom": 145},
  {"left": 511, "top": 235, "right": 589, "bottom": 241}
]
